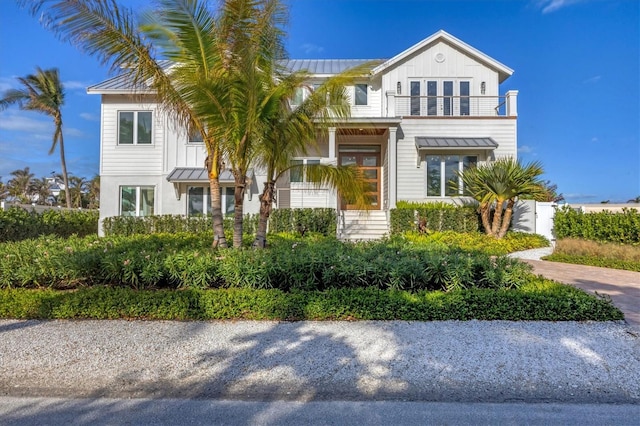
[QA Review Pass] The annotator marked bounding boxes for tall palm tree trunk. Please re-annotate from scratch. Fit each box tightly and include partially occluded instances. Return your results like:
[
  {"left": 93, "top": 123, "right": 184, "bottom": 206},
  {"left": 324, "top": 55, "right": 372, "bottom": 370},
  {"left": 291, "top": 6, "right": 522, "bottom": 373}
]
[
  {"left": 232, "top": 173, "right": 246, "bottom": 248},
  {"left": 254, "top": 180, "right": 275, "bottom": 248},
  {"left": 206, "top": 154, "right": 227, "bottom": 248},
  {"left": 58, "top": 131, "right": 72, "bottom": 209}
]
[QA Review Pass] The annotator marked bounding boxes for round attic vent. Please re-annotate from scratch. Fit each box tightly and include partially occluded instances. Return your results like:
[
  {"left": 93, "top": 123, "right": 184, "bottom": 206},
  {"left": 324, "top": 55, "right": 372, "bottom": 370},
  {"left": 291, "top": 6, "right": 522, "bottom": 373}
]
[{"left": 434, "top": 53, "right": 445, "bottom": 63}]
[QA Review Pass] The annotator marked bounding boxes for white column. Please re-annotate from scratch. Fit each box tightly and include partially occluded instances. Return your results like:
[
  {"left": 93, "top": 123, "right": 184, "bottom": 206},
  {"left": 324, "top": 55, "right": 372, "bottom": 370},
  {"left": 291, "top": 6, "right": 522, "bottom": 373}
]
[
  {"left": 328, "top": 127, "right": 336, "bottom": 161},
  {"left": 386, "top": 91, "right": 396, "bottom": 117},
  {"left": 506, "top": 90, "right": 519, "bottom": 117},
  {"left": 388, "top": 126, "right": 397, "bottom": 209}
]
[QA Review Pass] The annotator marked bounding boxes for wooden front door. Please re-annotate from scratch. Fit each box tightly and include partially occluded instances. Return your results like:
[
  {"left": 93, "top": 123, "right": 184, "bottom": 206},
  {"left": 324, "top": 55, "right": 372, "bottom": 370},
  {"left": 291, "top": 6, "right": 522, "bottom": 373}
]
[{"left": 339, "top": 150, "right": 381, "bottom": 210}]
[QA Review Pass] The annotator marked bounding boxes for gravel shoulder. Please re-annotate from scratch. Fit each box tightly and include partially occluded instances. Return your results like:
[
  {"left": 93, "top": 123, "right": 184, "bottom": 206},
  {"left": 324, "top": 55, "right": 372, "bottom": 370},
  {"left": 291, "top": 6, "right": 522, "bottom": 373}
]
[{"left": 1, "top": 320, "right": 638, "bottom": 403}]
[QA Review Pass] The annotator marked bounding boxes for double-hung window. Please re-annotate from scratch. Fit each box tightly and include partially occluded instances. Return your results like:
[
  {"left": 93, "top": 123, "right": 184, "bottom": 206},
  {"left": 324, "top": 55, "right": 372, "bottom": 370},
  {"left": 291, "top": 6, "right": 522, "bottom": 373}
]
[
  {"left": 120, "top": 186, "right": 154, "bottom": 216},
  {"left": 290, "top": 159, "right": 321, "bottom": 184},
  {"left": 118, "top": 111, "right": 152, "bottom": 145},
  {"left": 188, "top": 126, "right": 203, "bottom": 143},
  {"left": 426, "top": 155, "right": 477, "bottom": 197},
  {"left": 354, "top": 84, "right": 368, "bottom": 106}
]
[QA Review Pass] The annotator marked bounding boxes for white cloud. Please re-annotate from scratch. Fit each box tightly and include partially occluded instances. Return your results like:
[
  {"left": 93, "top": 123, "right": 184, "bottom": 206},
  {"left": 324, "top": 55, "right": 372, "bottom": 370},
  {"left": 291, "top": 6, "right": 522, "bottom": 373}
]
[
  {"left": 518, "top": 145, "right": 534, "bottom": 153},
  {"left": 583, "top": 75, "right": 602, "bottom": 84},
  {"left": 535, "top": 0, "right": 591, "bottom": 14},
  {"left": 300, "top": 43, "right": 324, "bottom": 55},
  {"left": 79, "top": 112, "right": 98, "bottom": 121},
  {"left": 63, "top": 80, "right": 90, "bottom": 90},
  {"left": 0, "top": 77, "right": 16, "bottom": 93},
  {"left": 0, "top": 111, "right": 51, "bottom": 134}
]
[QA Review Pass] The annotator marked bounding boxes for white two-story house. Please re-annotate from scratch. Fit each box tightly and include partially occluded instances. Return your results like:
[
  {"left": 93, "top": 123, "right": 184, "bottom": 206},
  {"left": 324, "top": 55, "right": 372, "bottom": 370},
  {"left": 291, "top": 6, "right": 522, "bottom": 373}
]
[{"left": 89, "top": 30, "right": 518, "bottom": 238}]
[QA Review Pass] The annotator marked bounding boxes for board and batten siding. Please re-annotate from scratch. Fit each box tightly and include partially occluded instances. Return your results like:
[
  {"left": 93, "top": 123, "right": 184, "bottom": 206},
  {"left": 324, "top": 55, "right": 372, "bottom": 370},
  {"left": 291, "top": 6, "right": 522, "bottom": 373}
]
[
  {"left": 349, "top": 78, "right": 383, "bottom": 118},
  {"left": 100, "top": 95, "right": 164, "bottom": 176},
  {"left": 395, "top": 118, "right": 517, "bottom": 201}
]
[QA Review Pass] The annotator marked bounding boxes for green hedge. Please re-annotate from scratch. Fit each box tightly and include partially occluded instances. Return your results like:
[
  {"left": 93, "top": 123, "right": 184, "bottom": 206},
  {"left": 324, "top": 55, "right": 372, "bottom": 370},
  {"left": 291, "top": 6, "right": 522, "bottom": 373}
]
[
  {"left": 390, "top": 202, "right": 480, "bottom": 234},
  {"left": 102, "top": 209, "right": 336, "bottom": 237},
  {"left": 0, "top": 280, "right": 623, "bottom": 321},
  {"left": 269, "top": 208, "right": 336, "bottom": 236},
  {"left": 554, "top": 206, "right": 640, "bottom": 244},
  {"left": 0, "top": 206, "right": 98, "bottom": 242}
]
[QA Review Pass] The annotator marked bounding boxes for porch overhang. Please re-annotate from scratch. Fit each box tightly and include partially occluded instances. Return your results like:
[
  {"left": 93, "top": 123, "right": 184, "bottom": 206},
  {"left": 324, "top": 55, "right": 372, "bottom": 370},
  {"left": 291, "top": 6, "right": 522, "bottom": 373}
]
[{"left": 166, "top": 167, "right": 254, "bottom": 200}]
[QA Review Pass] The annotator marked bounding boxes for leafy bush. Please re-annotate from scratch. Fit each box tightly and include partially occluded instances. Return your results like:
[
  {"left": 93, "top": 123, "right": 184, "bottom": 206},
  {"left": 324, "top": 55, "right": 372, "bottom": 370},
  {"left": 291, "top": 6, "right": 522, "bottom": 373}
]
[
  {"left": 0, "top": 206, "right": 98, "bottom": 242},
  {"left": 402, "top": 231, "right": 549, "bottom": 256},
  {"left": 0, "top": 232, "right": 541, "bottom": 292},
  {"left": 554, "top": 206, "right": 640, "bottom": 245},
  {"left": 390, "top": 202, "right": 480, "bottom": 234},
  {"left": 269, "top": 208, "right": 336, "bottom": 236},
  {"left": 0, "top": 278, "right": 623, "bottom": 321}
]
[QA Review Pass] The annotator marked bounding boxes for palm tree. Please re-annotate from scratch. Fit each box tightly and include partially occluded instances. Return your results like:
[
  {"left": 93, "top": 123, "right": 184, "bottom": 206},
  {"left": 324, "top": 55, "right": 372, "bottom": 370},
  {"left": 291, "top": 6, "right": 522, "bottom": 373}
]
[
  {"left": 0, "top": 67, "right": 72, "bottom": 208},
  {"left": 455, "top": 158, "right": 546, "bottom": 239},
  {"left": 0, "top": 178, "right": 8, "bottom": 201},
  {"left": 68, "top": 175, "right": 87, "bottom": 207},
  {"left": 87, "top": 174, "right": 100, "bottom": 209},
  {"left": 31, "top": 177, "right": 52, "bottom": 205},
  {"left": 7, "top": 167, "right": 35, "bottom": 203},
  {"left": 252, "top": 71, "right": 369, "bottom": 247},
  {"left": 627, "top": 196, "right": 640, "bottom": 204},
  {"left": 22, "top": 0, "right": 231, "bottom": 247}
]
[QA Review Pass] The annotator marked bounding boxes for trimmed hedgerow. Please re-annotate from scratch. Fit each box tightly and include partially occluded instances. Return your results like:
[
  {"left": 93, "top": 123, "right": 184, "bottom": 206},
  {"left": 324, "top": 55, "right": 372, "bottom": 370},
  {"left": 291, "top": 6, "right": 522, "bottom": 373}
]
[
  {"left": 0, "top": 278, "right": 623, "bottom": 321},
  {"left": 0, "top": 206, "right": 98, "bottom": 242},
  {"left": 269, "top": 208, "right": 336, "bottom": 236},
  {"left": 390, "top": 202, "right": 480, "bottom": 234},
  {"left": 554, "top": 206, "right": 640, "bottom": 245}
]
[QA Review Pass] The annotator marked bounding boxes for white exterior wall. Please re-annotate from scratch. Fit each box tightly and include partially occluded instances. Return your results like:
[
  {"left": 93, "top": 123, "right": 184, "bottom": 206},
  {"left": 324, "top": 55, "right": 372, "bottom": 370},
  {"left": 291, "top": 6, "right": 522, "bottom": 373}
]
[{"left": 395, "top": 118, "right": 517, "bottom": 201}]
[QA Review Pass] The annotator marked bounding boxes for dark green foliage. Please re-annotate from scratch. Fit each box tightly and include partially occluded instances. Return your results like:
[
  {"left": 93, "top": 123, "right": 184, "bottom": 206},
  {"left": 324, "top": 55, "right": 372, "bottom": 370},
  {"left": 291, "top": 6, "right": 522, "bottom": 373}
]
[
  {"left": 0, "top": 206, "right": 98, "bottom": 242},
  {"left": 390, "top": 202, "right": 480, "bottom": 234},
  {"left": 554, "top": 206, "right": 640, "bottom": 245},
  {"left": 0, "top": 278, "right": 623, "bottom": 321},
  {"left": 268, "top": 208, "right": 336, "bottom": 236},
  {"left": 0, "top": 233, "right": 539, "bottom": 293}
]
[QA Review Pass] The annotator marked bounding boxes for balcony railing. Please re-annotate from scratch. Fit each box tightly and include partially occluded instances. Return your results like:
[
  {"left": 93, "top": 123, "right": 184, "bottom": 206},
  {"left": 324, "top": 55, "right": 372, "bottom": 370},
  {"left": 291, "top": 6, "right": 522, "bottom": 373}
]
[{"left": 386, "top": 91, "right": 518, "bottom": 118}]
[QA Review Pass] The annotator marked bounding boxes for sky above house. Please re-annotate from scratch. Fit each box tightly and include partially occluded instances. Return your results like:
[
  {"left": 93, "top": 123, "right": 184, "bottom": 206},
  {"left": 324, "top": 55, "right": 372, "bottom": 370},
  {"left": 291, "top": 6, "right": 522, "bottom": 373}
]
[{"left": 0, "top": 0, "right": 638, "bottom": 203}]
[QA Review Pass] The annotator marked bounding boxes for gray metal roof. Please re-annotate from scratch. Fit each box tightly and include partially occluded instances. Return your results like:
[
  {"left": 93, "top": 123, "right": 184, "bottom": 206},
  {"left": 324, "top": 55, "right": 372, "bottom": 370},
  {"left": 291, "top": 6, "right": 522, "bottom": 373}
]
[
  {"left": 166, "top": 167, "right": 255, "bottom": 183},
  {"left": 278, "top": 59, "right": 380, "bottom": 74},
  {"left": 88, "top": 59, "right": 380, "bottom": 93},
  {"left": 415, "top": 137, "right": 498, "bottom": 149}
]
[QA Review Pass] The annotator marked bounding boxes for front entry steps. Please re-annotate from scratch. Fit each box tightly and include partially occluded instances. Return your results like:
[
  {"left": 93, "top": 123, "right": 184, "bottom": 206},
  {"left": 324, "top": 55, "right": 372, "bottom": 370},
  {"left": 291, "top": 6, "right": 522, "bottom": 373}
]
[{"left": 338, "top": 210, "right": 389, "bottom": 241}]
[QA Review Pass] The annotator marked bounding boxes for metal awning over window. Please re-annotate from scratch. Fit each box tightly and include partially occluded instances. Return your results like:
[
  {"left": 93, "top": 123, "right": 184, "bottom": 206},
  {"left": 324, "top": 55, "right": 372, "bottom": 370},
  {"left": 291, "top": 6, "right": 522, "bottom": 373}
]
[
  {"left": 415, "top": 137, "right": 498, "bottom": 150},
  {"left": 166, "top": 167, "right": 238, "bottom": 183}
]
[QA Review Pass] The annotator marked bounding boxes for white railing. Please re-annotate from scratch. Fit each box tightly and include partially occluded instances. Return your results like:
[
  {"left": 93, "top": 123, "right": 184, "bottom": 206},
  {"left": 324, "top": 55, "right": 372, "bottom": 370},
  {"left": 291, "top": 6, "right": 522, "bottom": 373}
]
[{"left": 393, "top": 95, "right": 506, "bottom": 117}]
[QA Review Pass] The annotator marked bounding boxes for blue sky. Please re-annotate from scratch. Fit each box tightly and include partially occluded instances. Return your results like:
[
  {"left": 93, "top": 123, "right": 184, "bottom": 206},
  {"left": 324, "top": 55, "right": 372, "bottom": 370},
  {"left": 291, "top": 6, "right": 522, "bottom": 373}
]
[{"left": 0, "top": 0, "right": 638, "bottom": 203}]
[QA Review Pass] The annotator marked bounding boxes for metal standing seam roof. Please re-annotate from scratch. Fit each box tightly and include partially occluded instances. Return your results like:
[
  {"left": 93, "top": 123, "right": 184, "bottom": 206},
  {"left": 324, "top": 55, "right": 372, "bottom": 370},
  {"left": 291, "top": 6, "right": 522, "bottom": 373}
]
[
  {"left": 415, "top": 137, "right": 499, "bottom": 149},
  {"left": 166, "top": 168, "right": 254, "bottom": 183},
  {"left": 88, "top": 59, "right": 381, "bottom": 92}
]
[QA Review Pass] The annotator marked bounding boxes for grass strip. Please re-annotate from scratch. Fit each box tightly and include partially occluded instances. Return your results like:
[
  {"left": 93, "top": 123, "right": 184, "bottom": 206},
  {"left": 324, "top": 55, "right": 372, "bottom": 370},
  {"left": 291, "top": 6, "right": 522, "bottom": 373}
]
[
  {"left": 0, "top": 279, "right": 623, "bottom": 322},
  {"left": 543, "top": 254, "right": 640, "bottom": 272}
]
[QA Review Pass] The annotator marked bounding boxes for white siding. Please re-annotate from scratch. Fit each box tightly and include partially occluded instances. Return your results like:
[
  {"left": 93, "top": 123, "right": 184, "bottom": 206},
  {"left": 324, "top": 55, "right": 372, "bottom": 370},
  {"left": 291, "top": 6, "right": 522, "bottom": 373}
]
[
  {"left": 395, "top": 118, "right": 517, "bottom": 201},
  {"left": 100, "top": 95, "right": 164, "bottom": 175},
  {"left": 349, "top": 77, "right": 383, "bottom": 118}
]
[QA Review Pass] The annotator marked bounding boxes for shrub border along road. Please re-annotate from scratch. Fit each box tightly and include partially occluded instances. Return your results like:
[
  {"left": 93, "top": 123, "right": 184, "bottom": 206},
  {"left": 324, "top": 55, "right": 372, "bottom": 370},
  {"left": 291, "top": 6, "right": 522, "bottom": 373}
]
[{"left": 0, "top": 279, "right": 623, "bottom": 322}]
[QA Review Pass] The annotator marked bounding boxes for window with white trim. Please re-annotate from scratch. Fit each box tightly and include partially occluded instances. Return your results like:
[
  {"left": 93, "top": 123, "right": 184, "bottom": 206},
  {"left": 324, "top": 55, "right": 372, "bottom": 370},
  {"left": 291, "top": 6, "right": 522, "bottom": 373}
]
[
  {"left": 188, "top": 126, "right": 203, "bottom": 143},
  {"left": 290, "top": 159, "right": 321, "bottom": 183},
  {"left": 355, "top": 84, "right": 368, "bottom": 105},
  {"left": 120, "top": 186, "right": 154, "bottom": 216},
  {"left": 426, "top": 155, "right": 477, "bottom": 197},
  {"left": 118, "top": 111, "right": 152, "bottom": 144},
  {"left": 187, "top": 186, "right": 234, "bottom": 216}
]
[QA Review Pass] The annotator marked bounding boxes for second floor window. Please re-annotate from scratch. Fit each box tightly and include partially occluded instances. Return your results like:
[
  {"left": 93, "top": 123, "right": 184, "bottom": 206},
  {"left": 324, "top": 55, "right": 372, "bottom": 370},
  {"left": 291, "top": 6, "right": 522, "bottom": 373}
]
[
  {"left": 290, "top": 159, "right": 321, "bottom": 183},
  {"left": 188, "top": 126, "right": 204, "bottom": 143},
  {"left": 355, "top": 84, "right": 368, "bottom": 106},
  {"left": 119, "top": 111, "right": 152, "bottom": 145}
]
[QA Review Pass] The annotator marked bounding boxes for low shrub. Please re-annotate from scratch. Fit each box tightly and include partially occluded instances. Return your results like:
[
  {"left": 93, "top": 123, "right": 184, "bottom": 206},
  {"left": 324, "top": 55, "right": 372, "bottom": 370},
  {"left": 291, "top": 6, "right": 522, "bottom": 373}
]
[
  {"left": 390, "top": 202, "right": 480, "bottom": 234},
  {"left": 554, "top": 206, "right": 640, "bottom": 245},
  {"left": 402, "top": 231, "right": 549, "bottom": 256},
  {"left": 0, "top": 232, "right": 540, "bottom": 292},
  {"left": 268, "top": 208, "right": 336, "bottom": 236},
  {"left": 0, "top": 278, "right": 624, "bottom": 321},
  {"left": 0, "top": 206, "right": 98, "bottom": 242}
]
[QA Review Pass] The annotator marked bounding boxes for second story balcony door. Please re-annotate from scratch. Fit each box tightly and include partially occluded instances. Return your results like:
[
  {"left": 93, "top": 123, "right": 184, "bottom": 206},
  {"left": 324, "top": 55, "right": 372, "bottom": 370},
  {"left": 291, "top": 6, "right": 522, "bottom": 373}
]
[
  {"left": 410, "top": 80, "right": 470, "bottom": 116},
  {"left": 339, "top": 145, "right": 381, "bottom": 210}
]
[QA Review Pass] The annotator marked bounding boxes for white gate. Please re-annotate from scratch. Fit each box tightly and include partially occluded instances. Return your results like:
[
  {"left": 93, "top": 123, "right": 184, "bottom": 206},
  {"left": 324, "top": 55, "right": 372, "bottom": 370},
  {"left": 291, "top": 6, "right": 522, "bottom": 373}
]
[{"left": 535, "top": 202, "right": 556, "bottom": 242}]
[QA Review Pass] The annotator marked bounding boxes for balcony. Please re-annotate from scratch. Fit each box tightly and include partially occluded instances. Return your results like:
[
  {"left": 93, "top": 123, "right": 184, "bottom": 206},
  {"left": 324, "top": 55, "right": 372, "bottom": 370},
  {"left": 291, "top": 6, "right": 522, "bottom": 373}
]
[{"left": 386, "top": 90, "right": 518, "bottom": 118}]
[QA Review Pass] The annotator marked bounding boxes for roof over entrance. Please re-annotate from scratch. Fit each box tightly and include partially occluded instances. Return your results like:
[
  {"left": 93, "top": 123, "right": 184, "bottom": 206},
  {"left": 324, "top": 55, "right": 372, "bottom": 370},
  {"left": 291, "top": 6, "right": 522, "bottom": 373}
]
[{"left": 415, "top": 137, "right": 498, "bottom": 149}]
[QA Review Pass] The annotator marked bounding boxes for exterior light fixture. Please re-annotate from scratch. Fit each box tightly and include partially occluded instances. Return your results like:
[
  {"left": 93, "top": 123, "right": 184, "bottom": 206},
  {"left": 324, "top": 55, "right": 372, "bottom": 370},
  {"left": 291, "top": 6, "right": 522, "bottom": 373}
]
[
  {"left": 481, "top": 82, "right": 486, "bottom": 95},
  {"left": 397, "top": 82, "right": 401, "bottom": 94}
]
